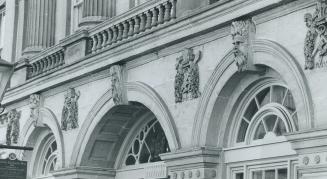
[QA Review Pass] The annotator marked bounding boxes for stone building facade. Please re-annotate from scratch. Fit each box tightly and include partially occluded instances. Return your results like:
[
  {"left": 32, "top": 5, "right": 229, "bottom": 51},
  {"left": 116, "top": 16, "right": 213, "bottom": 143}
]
[{"left": 0, "top": 0, "right": 326, "bottom": 179}]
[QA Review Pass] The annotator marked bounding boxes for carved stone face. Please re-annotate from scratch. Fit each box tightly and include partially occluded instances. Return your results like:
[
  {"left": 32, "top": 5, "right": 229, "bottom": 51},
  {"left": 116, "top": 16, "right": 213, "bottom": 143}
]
[
  {"left": 304, "top": 14, "right": 313, "bottom": 28},
  {"left": 67, "top": 88, "right": 75, "bottom": 98}
]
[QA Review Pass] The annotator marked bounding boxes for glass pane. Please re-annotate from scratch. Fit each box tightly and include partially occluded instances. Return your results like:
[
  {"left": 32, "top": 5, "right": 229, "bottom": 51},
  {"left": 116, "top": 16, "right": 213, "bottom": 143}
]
[
  {"left": 283, "top": 91, "right": 296, "bottom": 112},
  {"left": 237, "top": 120, "right": 249, "bottom": 143},
  {"left": 125, "top": 155, "right": 136, "bottom": 165},
  {"left": 236, "top": 173, "right": 244, "bottom": 179},
  {"left": 244, "top": 100, "right": 258, "bottom": 121},
  {"left": 274, "top": 119, "right": 287, "bottom": 136},
  {"left": 278, "top": 169, "right": 287, "bottom": 179},
  {"left": 271, "top": 86, "right": 286, "bottom": 104},
  {"left": 254, "top": 121, "right": 266, "bottom": 140},
  {"left": 264, "top": 115, "right": 277, "bottom": 131},
  {"left": 143, "top": 122, "right": 170, "bottom": 163},
  {"left": 51, "top": 141, "right": 57, "bottom": 151},
  {"left": 253, "top": 171, "right": 263, "bottom": 179},
  {"left": 265, "top": 170, "right": 275, "bottom": 179},
  {"left": 256, "top": 87, "right": 270, "bottom": 106}
]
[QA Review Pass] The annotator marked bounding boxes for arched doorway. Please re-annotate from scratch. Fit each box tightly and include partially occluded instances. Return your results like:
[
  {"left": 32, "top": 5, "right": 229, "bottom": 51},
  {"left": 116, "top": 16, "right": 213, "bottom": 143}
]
[{"left": 77, "top": 102, "right": 173, "bottom": 179}]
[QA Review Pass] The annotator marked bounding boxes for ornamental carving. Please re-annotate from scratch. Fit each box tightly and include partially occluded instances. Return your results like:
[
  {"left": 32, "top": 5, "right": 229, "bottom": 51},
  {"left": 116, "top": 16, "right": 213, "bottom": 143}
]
[
  {"left": 304, "top": 0, "right": 327, "bottom": 69},
  {"left": 175, "top": 48, "right": 201, "bottom": 103},
  {"left": 109, "top": 65, "right": 127, "bottom": 105},
  {"left": 61, "top": 88, "right": 80, "bottom": 131},
  {"left": 231, "top": 19, "right": 256, "bottom": 72},
  {"left": 6, "top": 109, "right": 21, "bottom": 146},
  {"left": 29, "top": 94, "right": 41, "bottom": 126}
]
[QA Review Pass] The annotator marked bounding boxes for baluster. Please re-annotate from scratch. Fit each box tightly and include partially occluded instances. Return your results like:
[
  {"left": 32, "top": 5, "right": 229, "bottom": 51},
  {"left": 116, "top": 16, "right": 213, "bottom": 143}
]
[
  {"left": 158, "top": 4, "right": 164, "bottom": 24},
  {"left": 106, "top": 28, "right": 113, "bottom": 46},
  {"left": 96, "top": 33, "right": 103, "bottom": 51},
  {"left": 128, "top": 19, "right": 134, "bottom": 36},
  {"left": 134, "top": 16, "right": 140, "bottom": 34},
  {"left": 140, "top": 13, "right": 146, "bottom": 32},
  {"left": 117, "top": 24, "right": 123, "bottom": 41},
  {"left": 164, "top": 2, "right": 171, "bottom": 22},
  {"left": 40, "top": 60, "right": 45, "bottom": 74},
  {"left": 146, "top": 11, "right": 152, "bottom": 29},
  {"left": 151, "top": 8, "right": 158, "bottom": 27},
  {"left": 59, "top": 50, "right": 65, "bottom": 66},
  {"left": 123, "top": 21, "right": 129, "bottom": 39},
  {"left": 36, "top": 61, "right": 42, "bottom": 75},
  {"left": 171, "top": 0, "right": 176, "bottom": 19},
  {"left": 101, "top": 31, "right": 108, "bottom": 48},
  {"left": 44, "top": 57, "right": 50, "bottom": 72},
  {"left": 91, "top": 35, "right": 97, "bottom": 53},
  {"left": 30, "top": 63, "right": 36, "bottom": 78},
  {"left": 112, "top": 26, "right": 118, "bottom": 43},
  {"left": 48, "top": 55, "right": 54, "bottom": 70}
]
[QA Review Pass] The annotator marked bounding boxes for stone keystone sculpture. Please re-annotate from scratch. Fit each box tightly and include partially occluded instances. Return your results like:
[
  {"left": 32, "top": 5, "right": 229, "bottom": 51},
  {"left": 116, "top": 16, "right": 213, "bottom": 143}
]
[{"left": 231, "top": 19, "right": 256, "bottom": 72}]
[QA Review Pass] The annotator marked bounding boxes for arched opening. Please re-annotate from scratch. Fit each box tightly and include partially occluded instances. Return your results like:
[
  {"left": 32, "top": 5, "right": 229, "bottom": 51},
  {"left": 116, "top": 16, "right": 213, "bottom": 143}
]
[{"left": 78, "top": 102, "right": 171, "bottom": 179}]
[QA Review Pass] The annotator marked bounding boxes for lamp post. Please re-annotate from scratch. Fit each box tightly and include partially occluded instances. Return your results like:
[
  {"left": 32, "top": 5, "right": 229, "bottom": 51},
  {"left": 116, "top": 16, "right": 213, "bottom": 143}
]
[{"left": 0, "top": 58, "right": 14, "bottom": 114}]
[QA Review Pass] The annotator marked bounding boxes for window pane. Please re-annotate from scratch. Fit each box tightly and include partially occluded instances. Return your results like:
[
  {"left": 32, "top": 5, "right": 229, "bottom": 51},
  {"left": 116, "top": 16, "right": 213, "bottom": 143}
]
[
  {"left": 264, "top": 115, "right": 277, "bottom": 132},
  {"left": 237, "top": 120, "right": 249, "bottom": 143},
  {"left": 256, "top": 87, "right": 270, "bottom": 106},
  {"left": 265, "top": 170, "right": 275, "bottom": 179},
  {"left": 254, "top": 121, "right": 266, "bottom": 140},
  {"left": 253, "top": 171, "right": 263, "bottom": 179},
  {"left": 244, "top": 100, "right": 258, "bottom": 121},
  {"left": 236, "top": 173, "right": 244, "bottom": 179},
  {"left": 271, "top": 86, "right": 286, "bottom": 104},
  {"left": 278, "top": 169, "right": 287, "bottom": 179},
  {"left": 274, "top": 119, "right": 287, "bottom": 136}
]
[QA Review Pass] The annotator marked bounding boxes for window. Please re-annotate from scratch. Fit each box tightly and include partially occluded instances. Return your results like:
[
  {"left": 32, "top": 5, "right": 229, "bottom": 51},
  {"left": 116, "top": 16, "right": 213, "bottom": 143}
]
[
  {"left": 236, "top": 84, "right": 297, "bottom": 144},
  {"left": 124, "top": 119, "right": 170, "bottom": 166},
  {"left": 71, "top": 0, "right": 83, "bottom": 33},
  {"left": 252, "top": 168, "right": 287, "bottom": 179},
  {"left": 39, "top": 137, "right": 58, "bottom": 175}
]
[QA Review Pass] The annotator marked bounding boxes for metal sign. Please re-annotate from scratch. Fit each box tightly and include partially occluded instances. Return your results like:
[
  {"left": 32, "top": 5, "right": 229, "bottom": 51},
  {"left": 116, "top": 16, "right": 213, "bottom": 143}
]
[{"left": 0, "top": 154, "right": 27, "bottom": 179}]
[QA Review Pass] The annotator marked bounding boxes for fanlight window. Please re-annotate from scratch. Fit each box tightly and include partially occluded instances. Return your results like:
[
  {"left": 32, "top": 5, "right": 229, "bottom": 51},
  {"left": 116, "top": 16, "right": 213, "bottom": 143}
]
[
  {"left": 41, "top": 139, "right": 58, "bottom": 175},
  {"left": 125, "top": 119, "right": 170, "bottom": 166},
  {"left": 236, "top": 85, "right": 297, "bottom": 143}
]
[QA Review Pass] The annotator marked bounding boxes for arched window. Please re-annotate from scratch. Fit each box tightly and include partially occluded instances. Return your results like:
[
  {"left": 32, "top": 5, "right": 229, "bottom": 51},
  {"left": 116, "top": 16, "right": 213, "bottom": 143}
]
[
  {"left": 124, "top": 118, "right": 170, "bottom": 166},
  {"left": 38, "top": 136, "right": 58, "bottom": 176},
  {"left": 236, "top": 84, "right": 298, "bottom": 144}
]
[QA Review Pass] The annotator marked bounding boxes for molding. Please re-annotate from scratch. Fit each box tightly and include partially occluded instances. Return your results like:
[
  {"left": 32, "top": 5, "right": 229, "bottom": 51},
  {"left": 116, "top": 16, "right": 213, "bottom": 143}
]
[
  {"left": 19, "top": 107, "right": 65, "bottom": 168},
  {"left": 70, "top": 81, "right": 181, "bottom": 168},
  {"left": 52, "top": 166, "right": 115, "bottom": 179},
  {"left": 192, "top": 39, "right": 313, "bottom": 147},
  {"left": 4, "top": 0, "right": 286, "bottom": 105}
]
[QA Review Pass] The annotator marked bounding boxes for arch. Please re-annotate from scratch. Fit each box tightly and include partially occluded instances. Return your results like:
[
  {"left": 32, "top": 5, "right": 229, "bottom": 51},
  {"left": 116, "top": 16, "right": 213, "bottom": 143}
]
[
  {"left": 18, "top": 107, "right": 65, "bottom": 177},
  {"left": 70, "top": 81, "right": 180, "bottom": 167},
  {"left": 192, "top": 39, "right": 313, "bottom": 147}
]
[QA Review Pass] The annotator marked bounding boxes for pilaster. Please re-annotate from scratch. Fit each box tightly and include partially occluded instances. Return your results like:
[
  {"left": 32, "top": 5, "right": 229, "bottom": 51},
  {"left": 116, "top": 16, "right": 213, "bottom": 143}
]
[{"left": 286, "top": 128, "right": 327, "bottom": 179}]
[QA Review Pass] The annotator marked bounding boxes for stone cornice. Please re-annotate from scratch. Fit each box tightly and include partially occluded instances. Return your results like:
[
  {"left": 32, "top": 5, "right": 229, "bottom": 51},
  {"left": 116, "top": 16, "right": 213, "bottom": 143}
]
[
  {"left": 286, "top": 128, "right": 327, "bottom": 154},
  {"left": 3, "top": 0, "right": 297, "bottom": 105},
  {"left": 52, "top": 166, "right": 115, "bottom": 178}
]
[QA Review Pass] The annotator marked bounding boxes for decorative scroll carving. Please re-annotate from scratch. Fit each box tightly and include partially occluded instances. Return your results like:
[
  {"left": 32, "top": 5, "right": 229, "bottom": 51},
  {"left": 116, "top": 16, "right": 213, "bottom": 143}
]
[
  {"left": 29, "top": 94, "right": 41, "bottom": 126},
  {"left": 6, "top": 109, "right": 21, "bottom": 146},
  {"left": 61, "top": 88, "right": 80, "bottom": 131},
  {"left": 231, "top": 19, "right": 256, "bottom": 72},
  {"left": 175, "top": 48, "right": 201, "bottom": 103},
  {"left": 304, "top": 0, "right": 327, "bottom": 69},
  {"left": 109, "top": 65, "right": 127, "bottom": 105}
]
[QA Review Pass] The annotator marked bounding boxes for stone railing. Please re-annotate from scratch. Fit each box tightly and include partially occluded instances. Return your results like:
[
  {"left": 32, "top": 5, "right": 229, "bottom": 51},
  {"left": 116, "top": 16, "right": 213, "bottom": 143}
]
[
  {"left": 27, "top": 48, "right": 65, "bottom": 79},
  {"left": 89, "top": 0, "right": 177, "bottom": 54}
]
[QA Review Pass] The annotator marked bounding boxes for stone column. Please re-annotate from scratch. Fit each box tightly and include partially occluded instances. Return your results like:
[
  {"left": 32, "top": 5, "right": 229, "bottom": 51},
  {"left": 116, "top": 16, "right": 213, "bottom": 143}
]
[
  {"left": 23, "top": 0, "right": 56, "bottom": 56},
  {"left": 79, "top": 0, "right": 114, "bottom": 27}
]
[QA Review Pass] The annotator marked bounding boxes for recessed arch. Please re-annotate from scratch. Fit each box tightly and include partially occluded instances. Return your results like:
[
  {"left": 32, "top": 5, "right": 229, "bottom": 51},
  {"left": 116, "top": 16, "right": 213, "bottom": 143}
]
[
  {"left": 192, "top": 39, "right": 313, "bottom": 147},
  {"left": 70, "top": 81, "right": 180, "bottom": 168},
  {"left": 18, "top": 107, "right": 65, "bottom": 178}
]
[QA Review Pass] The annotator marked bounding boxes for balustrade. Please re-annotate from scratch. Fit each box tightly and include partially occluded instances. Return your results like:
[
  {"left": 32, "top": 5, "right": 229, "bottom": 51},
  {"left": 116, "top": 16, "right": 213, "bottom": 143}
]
[
  {"left": 27, "top": 49, "right": 65, "bottom": 79},
  {"left": 89, "top": 0, "right": 177, "bottom": 54}
]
